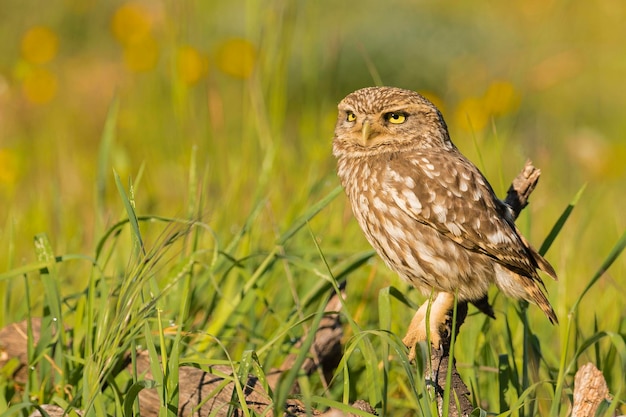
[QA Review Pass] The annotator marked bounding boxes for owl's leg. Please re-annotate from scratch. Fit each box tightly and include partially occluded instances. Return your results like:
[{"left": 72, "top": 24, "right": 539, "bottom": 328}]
[
  {"left": 402, "top": 301, "right": 429, "bottom": 352},
  {"left": 403, "top": 292, "right": 455, "bottom": 360}
]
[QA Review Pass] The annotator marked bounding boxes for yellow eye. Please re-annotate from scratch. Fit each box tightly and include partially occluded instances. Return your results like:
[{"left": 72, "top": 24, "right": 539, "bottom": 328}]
[
  {"left": 346, "top": 112, "right": 356, "bottom": 122},
  {"left": 385, "top": 112, "right": 406, "bottom": 124}
]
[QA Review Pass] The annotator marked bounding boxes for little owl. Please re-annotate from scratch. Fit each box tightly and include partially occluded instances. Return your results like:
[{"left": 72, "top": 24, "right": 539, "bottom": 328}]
[{"left": 333, "top": 86, "right": 557, "bottom": 356}]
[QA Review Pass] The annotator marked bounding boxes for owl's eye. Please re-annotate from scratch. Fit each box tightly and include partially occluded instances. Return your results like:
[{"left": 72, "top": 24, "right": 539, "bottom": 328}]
[
  {"left": 346, "top": 112, "right": 356, "bottom": 122},
  {"left": 385, "top": 112, "right": 407, "bottom": 124}
]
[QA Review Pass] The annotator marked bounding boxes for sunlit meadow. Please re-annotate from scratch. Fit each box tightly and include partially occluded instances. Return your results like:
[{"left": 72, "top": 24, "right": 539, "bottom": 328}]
[{"left": 0, "top": 1, "right": 624, "bottom": 415}]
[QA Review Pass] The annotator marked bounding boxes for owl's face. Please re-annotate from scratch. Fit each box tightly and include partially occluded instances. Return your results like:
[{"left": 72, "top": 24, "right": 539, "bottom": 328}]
[{"left": 333, "top": 86, "right": 454, "bottom": 157}]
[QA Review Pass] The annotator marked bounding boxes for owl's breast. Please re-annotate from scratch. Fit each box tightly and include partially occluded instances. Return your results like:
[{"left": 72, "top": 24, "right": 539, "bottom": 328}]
[
  {"left": 338, "top": 157, "right": 421, "bottom": 271},
  {"left": 336, "top": 156, "right": 493, "bottom": 299}
]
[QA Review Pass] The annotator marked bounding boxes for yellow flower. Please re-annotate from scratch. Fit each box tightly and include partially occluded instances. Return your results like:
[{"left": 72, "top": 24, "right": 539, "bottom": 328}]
[
  {"left": 111, "top": 2, "right": 152, "bottom": 46},
  {"left": 215, "top": 38, "right": 256, "bottom": 79},
  {"left": 176, "top": 45, "right": 209, "bottom": 85},
  {"left": 22, "top": 67, "right": 58, "bottom": 104},
  {"left": 483, "top": 81, "right": 520, "bottom": 116},
  {"left": 21, "top": 26, "right": 59, "bottom": 64},
  {"left": 454, "top": 97, "right": 488, "bottom": 132},
  {"left": 0, "top": 148, "right": 19, "bottom": 187},
  {"left": 111, "top": 3, "right": 159, "bottom": 72},
  {"left": 123, "top": 34, "right": 159, "bottom": 72}
]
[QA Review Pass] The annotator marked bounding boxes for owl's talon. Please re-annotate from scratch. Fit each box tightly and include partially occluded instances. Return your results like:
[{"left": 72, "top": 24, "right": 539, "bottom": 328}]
[
  {"left": 402, "top": 293, "right": 455, "bottom": 360},
  {"left": 403, "top": 320, "right": 443, "bottom": 361},
  {"left": 407, "top": 345, "right": 417, "bottom": 362}
]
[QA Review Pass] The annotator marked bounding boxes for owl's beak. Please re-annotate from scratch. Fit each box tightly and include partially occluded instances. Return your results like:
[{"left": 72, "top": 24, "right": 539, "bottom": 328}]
[{"left": 361, "top": 120, "right": 372, "bottom": 146}]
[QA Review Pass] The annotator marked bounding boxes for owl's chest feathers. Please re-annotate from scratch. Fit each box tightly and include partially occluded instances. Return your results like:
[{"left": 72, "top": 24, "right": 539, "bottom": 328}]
[
  {"left": 339, "top": 153, "right": 476, "bottom": 284},
  {"left": 339, "top": 153, "right": 402, "bottom": 194},
  {"left": 339, "top": 153, "right": 415, "bottom": 214},
  {"left": 339, "top": 154, "right": 418, "bottom": 251}
]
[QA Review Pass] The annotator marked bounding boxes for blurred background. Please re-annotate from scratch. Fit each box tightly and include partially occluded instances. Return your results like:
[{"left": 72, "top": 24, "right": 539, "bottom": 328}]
[{"left": 0, "top": 0, "right": 624, "bottom": 327}]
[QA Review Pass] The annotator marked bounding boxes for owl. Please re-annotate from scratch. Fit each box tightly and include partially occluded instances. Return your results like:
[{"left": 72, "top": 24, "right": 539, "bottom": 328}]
[{"left": 332, "top": 87, "right": 557, "bottom": 356}]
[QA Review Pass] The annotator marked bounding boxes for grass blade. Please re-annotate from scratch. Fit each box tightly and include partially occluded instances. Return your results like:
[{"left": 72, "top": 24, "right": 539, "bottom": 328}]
[
  {"left": 539, "top": 183, "right": 586, "bottom": 256},
  {"left": 273, "top": 300, "right": 326, "bottom": 415},
  {"left": 96, "top": 96, "right": 119, "bottom": 223},
  {"left": 570, "top": 229, "right": 626, "bottom": 314},
  {"left": 277, "top": 186, "right": 342, "bottom": 245},
  {"left": 0, "top": 253, "right": 95, "bottom": 281},
  {"left": 113, "top": 170, "right": 146, "bottom": 256},
  {"left": 33, "top": 234, "right": 65, "bottom": 348}
]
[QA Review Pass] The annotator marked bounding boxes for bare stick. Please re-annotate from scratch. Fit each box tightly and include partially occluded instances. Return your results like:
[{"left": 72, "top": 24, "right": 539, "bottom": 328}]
[{"left": 572, "top": 363, "right": 609, "bottom": 417}]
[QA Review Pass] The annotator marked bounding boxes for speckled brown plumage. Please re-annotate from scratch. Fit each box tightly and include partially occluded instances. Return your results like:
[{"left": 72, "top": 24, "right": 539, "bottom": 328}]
[{"left": 332, "top": 86, "right": 557, "bottom": 353}]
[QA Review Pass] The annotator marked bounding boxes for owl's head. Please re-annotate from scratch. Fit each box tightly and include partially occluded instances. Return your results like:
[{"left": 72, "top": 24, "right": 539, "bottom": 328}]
[{"left": 333, "top": 86, "right": 454, "bottom": 157}]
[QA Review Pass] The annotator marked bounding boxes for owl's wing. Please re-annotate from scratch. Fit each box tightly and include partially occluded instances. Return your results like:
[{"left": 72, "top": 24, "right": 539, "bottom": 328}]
[{"left": 384, "top": 152, "right": 556, "bottom": 280}]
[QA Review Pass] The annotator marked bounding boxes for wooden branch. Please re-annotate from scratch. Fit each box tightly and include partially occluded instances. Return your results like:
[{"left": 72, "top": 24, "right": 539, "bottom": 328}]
[
  {"left": 505, "top": 160, "right": 542, "bottom": 218},
  {"left": 422, "top": 160, "right": 543, "bottom": 416},
  {"left": 572, "top": 363, "right": 609, "bottom": 417}
]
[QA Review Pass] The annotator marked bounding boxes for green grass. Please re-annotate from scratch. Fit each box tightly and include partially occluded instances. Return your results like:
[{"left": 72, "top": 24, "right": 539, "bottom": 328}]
[
  {"left": 0, "top": 144, "right": 624, "bottom": 415},
  {"left": 1, "top": 0, "right": 625, "bottom": 416}
]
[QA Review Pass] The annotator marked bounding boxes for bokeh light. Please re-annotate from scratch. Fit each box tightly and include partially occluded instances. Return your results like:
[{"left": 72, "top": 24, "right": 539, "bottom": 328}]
[
  {"left": 215, "top": 38, "right": 256, "bottom": 79},
  {"left": 111, "top": 2, "right": 159, "bottom": 72},
  {"left": 122, "top": 35, "right": 159, "bottom": 72},
  {"left": 111, "top": 2, "right": 152, "bottom": 46},
  {"left": 21, "top": 26, "right": 59, "bottom": 65},
  {"left": 453, "top": 81, "right": 520, "bottom": 132},
  {"left": 454, "top": 97, "right": 489, "bottom": 132},
  {"left": 0, "top": 148, "right": 19, "bottom": 188},
  {"left": 21, "top": 67, "right": 58, "bottom": 104},
  {"left": 483, "top": 81, "right": 520, "bottom": 116},
  {"left": 176, "top": 45, "right": 209, "bottom": 85}
]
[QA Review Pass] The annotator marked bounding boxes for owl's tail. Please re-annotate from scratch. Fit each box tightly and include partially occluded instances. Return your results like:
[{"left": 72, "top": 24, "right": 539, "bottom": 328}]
[
  {"left": 517, "top": 231, "right": 558, "bottom": 281},
  {"left": 525, "top": 280, "right": 558, "bottom": 324},
  {"left": 495, "top": 263, "right": 558, "bottom": 324},
  {"left": 511, "top": 229, "right": 558, "bottom": 323}
]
